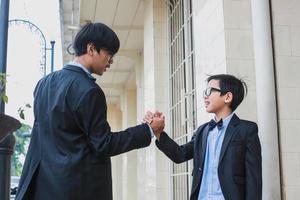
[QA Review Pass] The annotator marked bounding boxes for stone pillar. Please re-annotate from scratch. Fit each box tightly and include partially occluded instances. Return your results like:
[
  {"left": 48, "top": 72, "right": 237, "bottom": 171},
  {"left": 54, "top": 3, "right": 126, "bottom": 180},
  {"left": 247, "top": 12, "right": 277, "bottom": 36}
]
[
  {"left": 140, "top": 0, "right": 169, "bottom": 200},
  {"left": 135, "top": 55, "right": 148, "bottom": 199},
  {"left": 251, "top": 0, "right": 282, "bottom": 199},
  {"left": 108, "top": 105, "right": 123, "bottom": 200},
  {"left": 121, "top": 89, "right": 138, "bottom": 200}
]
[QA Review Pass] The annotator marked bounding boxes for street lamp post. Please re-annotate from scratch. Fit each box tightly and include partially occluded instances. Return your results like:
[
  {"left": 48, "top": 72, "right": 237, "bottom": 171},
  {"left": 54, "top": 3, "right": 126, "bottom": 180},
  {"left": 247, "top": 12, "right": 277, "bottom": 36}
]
[
  {"left": 49, "top": 40, "right": 55, "bottom": 73},
  {"left": 0, "top": 0, "right": 10, "bottom": 113},
  {"left": 0, "top": 1, "right": 19, "bottom": 200}
]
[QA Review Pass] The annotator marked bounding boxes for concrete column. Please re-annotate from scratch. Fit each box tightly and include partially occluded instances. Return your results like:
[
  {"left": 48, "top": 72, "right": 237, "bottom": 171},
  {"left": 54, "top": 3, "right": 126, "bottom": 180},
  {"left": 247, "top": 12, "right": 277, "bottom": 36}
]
[
  {"left": 135, "top": 55, "right": 148, "bottom": 199},
  {"left": 121, "top": 88, "right": 138, "bottom": 200},
  {"left": 108, "top": 104, "right": 123, "bottom": 200},
  {"left": 251, "top": 0, "right": 281, "bottom": 199},
  {"left": 141, "top": 0, "right": 169, "bottom": 200},
  {"left": 141, "top": 1, "right": 157, "bottom": 198},
  {"left": 113, "top": 156, "right": 123, "bottom": 200}
]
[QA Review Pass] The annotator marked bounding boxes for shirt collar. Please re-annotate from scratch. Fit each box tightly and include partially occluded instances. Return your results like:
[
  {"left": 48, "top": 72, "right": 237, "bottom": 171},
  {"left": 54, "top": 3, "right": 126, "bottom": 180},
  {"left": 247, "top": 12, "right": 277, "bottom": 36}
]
[
  {"left": 68, "top": 61, "right": 92, "bottom": 75},
  {"left": 213, "top": 112, "right": 234, "bottom": 129},
  {"left": 223, "top": 113, "right": 234, "bottom": 127},
  {"left": 68, "top": 61, "right": 96, "bottom": 80}
]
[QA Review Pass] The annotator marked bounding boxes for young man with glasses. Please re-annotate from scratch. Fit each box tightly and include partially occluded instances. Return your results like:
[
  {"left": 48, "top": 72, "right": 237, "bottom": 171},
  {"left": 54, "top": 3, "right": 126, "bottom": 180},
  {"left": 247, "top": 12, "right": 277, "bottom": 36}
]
[
  {"left": 16, "top": 22, "right": 165, "bottom": 200},
  {"left": 145, "top": 74, "right": 262, "bottom": 200}
]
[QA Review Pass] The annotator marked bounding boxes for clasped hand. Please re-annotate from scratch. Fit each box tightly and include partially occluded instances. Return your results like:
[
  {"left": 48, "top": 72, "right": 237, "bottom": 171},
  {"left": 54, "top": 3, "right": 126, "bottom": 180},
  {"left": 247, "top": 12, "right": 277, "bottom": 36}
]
[{"left": 143, "top": 111, "right": 165, "bottom": 140}]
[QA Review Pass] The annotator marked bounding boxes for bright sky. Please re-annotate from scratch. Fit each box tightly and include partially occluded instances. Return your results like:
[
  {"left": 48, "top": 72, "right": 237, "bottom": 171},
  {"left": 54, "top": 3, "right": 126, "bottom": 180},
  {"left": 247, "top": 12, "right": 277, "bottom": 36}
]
[{"left": 6, "top": 0, "right": 63, "bottom": 125}]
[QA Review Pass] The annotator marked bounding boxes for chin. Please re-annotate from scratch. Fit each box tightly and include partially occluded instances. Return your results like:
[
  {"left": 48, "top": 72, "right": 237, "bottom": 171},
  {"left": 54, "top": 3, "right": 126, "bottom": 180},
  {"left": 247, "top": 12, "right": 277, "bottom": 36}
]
[
  {"left": 205, "top": 107, "right": 214, "bottom": 113},
  {"left": 95, "top": 72, "right": 103, "bottom": 76}
]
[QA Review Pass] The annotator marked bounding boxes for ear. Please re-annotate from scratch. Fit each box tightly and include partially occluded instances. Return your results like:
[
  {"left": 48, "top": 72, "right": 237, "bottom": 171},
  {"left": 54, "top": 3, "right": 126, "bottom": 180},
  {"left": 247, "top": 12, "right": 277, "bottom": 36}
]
[
  {"left": 224, "top": 92, "right": 233, "bottom": 104},
  {"left": 86, "top": 44, "right": 94, "bottom": 56}
]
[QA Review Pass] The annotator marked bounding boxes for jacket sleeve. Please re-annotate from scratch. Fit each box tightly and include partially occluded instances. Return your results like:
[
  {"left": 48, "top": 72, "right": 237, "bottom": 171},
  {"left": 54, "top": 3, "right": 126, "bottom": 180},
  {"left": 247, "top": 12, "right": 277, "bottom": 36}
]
[
  {"left": 155, "top": 132, "right": 195, "bottom": 164},
  {"left": 245, "top": 123, "right": 262, "bottom": 200},
  {"left": 74, "top": 87, "right": 151, "bottom": 158}
]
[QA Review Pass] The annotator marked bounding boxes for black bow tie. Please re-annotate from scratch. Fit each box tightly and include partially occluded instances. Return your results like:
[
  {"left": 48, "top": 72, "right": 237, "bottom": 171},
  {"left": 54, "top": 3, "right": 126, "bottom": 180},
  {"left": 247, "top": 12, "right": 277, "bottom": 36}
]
[{"left": 208, "top": 119, "right": 223, "bottom": 130}]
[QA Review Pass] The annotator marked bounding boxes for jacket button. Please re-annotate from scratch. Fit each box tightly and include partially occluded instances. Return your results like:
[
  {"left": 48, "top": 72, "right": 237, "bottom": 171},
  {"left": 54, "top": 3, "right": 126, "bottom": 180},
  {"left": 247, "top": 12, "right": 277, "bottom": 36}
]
[{"left": 199, "top": 167, "right": 202, "bottom": 171}]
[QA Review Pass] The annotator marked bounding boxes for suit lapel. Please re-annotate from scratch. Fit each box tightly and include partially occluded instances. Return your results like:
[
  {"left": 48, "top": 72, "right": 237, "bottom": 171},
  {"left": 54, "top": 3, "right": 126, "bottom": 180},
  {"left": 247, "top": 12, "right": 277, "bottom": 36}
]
[
  {"left": 190, "top": 123, "right": 209, "bottom": 196},
  {"left": 200, "top": 125, "right": 210, "bottom": 167},
  {"left": 219, "top": 114, "right": 240, "bottom": 164}
]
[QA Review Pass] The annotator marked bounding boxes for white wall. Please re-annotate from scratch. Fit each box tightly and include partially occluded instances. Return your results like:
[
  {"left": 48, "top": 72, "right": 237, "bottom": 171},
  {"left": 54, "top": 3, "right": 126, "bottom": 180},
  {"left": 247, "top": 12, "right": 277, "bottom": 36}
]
[
  {"left": 224, "top": 0, "right": 257, "bottom": 121},
  {"left": 193, "top": 0, "right": 227, "bottom": 124},
  {"left": 193, "top": 0, "right": 257, "bottom": 122},
  {"left": 271, "top": 0, "right": 300, "bottom": 199}
]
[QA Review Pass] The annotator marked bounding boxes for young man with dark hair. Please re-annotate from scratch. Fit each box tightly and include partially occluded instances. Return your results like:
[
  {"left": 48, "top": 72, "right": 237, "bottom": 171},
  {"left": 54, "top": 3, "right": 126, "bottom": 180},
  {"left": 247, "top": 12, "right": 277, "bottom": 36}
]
[
  {"left": 16, "top": 22, "right": 165, "bottom": 200},
  {"left": 145, "top": 74, "right": 262, "bottom": 200}
]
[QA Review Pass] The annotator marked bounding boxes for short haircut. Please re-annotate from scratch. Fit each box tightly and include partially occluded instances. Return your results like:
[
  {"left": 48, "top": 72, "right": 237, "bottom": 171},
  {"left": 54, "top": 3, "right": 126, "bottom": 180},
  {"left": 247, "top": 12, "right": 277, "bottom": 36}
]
[
  {"left": 207, "top": 74, "right": 248, "bottom": 111},
  {"left": 73, "top": 22, "right": 120, "bottom": 56}
]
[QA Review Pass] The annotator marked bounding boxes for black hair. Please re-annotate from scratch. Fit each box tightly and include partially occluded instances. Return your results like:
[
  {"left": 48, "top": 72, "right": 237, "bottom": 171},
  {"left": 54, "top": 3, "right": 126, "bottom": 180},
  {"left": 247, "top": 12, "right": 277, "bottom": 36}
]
[
  {"left": 207, "top": 74, "right": 248, "bottom": 111},
  {"left": 73, "top": 22, "right": 120, "bottom": 56}
]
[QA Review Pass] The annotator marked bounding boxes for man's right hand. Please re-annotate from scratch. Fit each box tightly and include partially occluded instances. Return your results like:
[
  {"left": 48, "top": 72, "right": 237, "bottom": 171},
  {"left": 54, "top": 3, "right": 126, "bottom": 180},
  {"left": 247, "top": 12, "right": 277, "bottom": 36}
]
[{"left": 143, "top": 111, "right": 165, "bottom": 140}]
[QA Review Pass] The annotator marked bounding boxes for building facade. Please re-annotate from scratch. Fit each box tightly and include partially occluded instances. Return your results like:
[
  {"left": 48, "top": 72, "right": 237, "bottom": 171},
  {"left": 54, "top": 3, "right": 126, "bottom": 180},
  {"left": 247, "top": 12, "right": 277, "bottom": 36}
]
[{"left": 59, "top": 0, "right": 300, "bottom": 199}]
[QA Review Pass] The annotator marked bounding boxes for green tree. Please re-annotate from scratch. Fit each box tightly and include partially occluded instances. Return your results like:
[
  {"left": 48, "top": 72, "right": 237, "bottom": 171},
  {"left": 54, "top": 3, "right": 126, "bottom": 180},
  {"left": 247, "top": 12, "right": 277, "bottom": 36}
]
[
  {"left": 1, "top": 72, "right": 31, "bottom": 176},
  {"left": 11, "top": 123, "right": 31, "bottom": 176},
  {"left": 0, "top": 73, "right": 8, "bottom": 103}
]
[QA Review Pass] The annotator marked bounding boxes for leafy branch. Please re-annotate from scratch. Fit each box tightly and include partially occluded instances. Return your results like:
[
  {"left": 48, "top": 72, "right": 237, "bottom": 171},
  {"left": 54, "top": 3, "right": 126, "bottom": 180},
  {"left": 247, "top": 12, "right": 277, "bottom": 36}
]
[
  {"left": 0, "top": 73, "right": 32, "bottom": 176},
  {"left": 0, "top": 73, "right": 8, "bottom": 104},
  {"left": 12, "top": 123, "right": 32, "bottom": 176},
  {"left": 18, "top": 104, "right": 32, "bottom": 120},
  {"left": 0, "top": 73, "right": 32, "bottom": 119}
]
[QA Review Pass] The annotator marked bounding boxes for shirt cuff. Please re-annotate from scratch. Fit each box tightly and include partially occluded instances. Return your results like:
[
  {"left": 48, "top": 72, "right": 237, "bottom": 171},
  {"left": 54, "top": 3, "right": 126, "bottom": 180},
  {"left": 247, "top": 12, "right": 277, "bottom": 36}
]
[{"left": 146, "top": 123, "right": 154, "bottom": 138}]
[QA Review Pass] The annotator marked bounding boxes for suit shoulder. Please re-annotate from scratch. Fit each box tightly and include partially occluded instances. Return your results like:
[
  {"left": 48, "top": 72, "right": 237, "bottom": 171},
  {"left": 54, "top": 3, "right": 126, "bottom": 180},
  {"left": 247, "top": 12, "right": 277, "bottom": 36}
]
[
  {"left": 45, "top": 68, "right": 103, "bottom": 100},
  {"left": 239, "top": 119, "right": 258, "bottom": 134},
  {"left": 59, "top": 68, "right": 100, "bottom": 92},
  {"left": 239, "top": 119, "right": 257, "bottom": 127}
]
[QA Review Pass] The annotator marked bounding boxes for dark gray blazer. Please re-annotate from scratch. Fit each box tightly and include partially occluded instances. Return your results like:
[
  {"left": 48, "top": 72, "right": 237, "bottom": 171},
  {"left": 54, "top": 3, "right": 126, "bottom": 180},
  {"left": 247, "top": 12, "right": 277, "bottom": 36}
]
[
  {"left": 156, "top": 114, "right": 262, "bottom": 200},
  {"left": 16, "top": 65, "right": 151, "bottom": 200}
]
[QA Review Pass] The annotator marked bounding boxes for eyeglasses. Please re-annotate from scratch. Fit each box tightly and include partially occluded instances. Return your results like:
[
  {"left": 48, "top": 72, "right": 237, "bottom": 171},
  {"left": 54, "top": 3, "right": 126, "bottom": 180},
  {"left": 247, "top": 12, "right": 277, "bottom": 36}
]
[
  {"left": 203, "top": 87, "right": 223, "bottom": 97},
  {"left": 108, "top": 55, "right": 114, "bottom": 64},
  {"left": 101, "top": 48, "right": 114, "bottom": 64}
]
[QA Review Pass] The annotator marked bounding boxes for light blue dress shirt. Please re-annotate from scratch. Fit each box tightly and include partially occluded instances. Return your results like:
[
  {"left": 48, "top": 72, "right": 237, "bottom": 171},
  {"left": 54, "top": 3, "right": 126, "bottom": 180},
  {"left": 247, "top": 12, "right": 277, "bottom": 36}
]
[
  {"left": 68, "top": 61, "right": 154, "bottom": 138},
  {"left": 198, "top": 113, "right": 234, "bottom": 200}
]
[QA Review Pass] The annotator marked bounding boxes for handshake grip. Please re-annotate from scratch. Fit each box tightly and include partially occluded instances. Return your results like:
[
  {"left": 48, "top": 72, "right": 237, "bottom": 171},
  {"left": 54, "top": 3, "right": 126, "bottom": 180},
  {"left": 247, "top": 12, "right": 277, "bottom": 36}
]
[{"left": 143, "top": 111, "right": 165, "bottom": 140}]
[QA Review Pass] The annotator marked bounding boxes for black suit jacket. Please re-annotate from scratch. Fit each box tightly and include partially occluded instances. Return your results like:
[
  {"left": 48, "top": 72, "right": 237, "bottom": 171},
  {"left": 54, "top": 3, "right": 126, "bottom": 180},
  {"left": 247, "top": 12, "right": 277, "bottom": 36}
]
[
  {"left": 16, "top": 65, "right": 151, "bottom": 200},
  {"left": 156, "top": 114, "right": 262, "bottom": 200}
]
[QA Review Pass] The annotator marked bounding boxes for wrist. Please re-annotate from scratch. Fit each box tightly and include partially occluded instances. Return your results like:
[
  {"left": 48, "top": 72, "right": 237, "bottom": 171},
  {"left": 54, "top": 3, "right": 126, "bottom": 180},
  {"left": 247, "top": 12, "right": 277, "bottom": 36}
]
[{"left": 154, "top": 131, "right": 162, "bottom": 140}]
